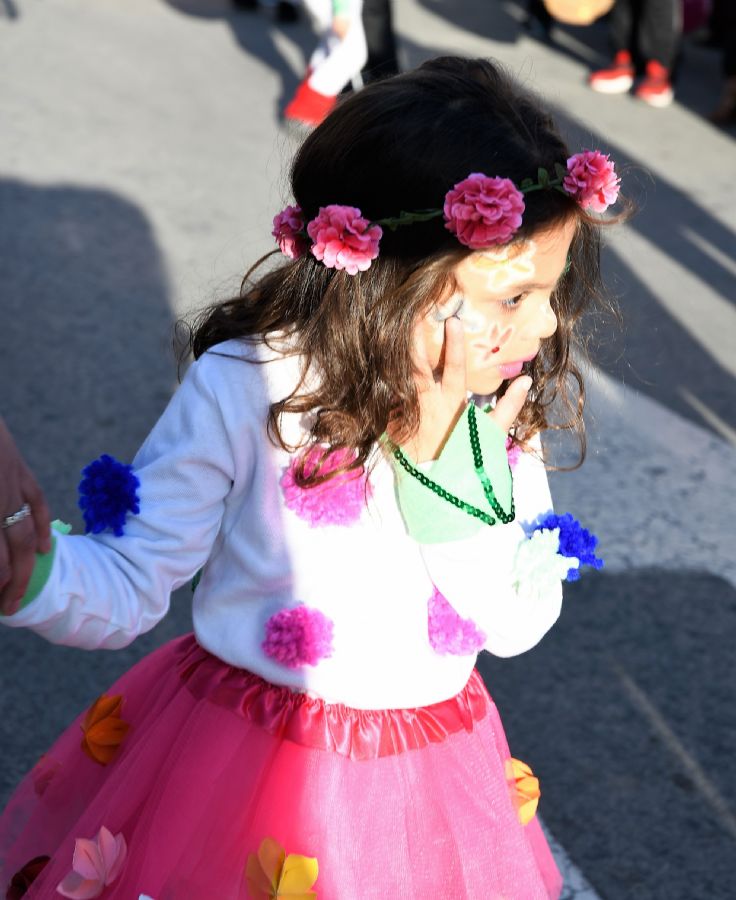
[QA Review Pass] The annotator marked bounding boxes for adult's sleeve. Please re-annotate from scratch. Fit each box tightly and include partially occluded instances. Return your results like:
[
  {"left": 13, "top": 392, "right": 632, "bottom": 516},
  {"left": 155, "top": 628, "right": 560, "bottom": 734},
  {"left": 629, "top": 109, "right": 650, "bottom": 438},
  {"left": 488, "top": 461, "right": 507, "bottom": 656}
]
[{"left": 0, "top": 351, "right": 253, "bottom": 649}]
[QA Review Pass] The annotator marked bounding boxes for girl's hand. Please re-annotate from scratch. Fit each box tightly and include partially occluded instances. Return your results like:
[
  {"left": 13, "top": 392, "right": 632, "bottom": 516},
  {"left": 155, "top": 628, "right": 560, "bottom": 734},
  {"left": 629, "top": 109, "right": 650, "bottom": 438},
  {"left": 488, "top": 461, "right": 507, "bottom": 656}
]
[
  {"left": 405, "top": 316, "right": 531, "bottom": 463},
  {"left": 0, "top": 418, "right": 51, "bottom": 616}
]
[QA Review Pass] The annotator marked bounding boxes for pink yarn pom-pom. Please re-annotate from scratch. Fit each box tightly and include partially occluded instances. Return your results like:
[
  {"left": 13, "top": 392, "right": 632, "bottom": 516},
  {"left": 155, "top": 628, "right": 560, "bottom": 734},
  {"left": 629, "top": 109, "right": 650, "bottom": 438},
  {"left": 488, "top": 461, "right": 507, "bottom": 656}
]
[
  {"left": 443, "top": 173, "right": 525, "bottom": 249},
  {"left": 262, "top": 606, "right": 334, "bottom": 668},
  {"left": 506, "top": 436, "right": 523, "bottom": 471},
  {"left": 563, "top": 151, "right": 620, "bottom": 213},
  {"left": 427, "top": 588, "right": 486, "bottom": 656},
  {"left": 281, "top": 446, "right": 370, "bottom": 527},
  {"left": 272, "top": 204, "right": 308, "bottom": 259},
  {"left": 306, "top": 205, "right": 382, "bottom": 275}
]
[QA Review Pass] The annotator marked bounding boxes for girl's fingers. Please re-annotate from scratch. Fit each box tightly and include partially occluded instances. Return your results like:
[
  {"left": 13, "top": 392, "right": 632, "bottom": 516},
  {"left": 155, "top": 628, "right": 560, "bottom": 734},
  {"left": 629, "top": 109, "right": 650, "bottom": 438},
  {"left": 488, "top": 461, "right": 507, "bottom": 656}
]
[
  {"left": 488, "top": 375, "right": 532, "bottom": 434},
  {"left": 412, "top": 321, "right": 436, "bottom": 389},
  {"left": 440, "top": 315, "right": 466, "bottom": 398}
]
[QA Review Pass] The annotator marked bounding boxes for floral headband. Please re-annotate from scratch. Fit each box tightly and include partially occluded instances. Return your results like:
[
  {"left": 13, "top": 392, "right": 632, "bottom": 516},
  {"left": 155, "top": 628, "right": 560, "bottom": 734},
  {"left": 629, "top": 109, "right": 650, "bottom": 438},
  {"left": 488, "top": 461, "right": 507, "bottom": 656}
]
[{"left": 272, "top": 150, "right": 619, "bottom": 276}]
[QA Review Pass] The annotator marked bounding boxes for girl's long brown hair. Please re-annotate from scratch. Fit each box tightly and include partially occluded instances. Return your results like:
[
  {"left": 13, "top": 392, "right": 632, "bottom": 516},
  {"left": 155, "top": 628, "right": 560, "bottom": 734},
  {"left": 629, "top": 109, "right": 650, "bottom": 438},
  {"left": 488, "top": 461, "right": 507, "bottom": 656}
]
[{"left": 189, "top": 57, "right": 617, "bottom": 484}]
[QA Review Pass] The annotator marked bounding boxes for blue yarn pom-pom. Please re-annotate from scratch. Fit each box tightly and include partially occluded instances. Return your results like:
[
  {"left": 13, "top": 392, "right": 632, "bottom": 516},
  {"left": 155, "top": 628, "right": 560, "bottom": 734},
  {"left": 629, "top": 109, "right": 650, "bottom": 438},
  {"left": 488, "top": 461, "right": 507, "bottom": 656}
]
[
  {"left": 78, "top": 454, "right": 140, "bottom": 536},
  {"left": 534, "top": 512, "right": 603, "bottom": 581}
]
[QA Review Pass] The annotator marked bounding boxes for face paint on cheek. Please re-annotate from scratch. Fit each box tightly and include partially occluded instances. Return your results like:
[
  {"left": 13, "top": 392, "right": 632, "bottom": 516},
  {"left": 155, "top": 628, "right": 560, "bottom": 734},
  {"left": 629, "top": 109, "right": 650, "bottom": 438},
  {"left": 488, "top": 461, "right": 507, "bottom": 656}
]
[
  {"left": 433, "top": 294, "right": 507, "bottom": 336},
  {"left": 469, "top": 323, "right": 515, "bottom": 365}
]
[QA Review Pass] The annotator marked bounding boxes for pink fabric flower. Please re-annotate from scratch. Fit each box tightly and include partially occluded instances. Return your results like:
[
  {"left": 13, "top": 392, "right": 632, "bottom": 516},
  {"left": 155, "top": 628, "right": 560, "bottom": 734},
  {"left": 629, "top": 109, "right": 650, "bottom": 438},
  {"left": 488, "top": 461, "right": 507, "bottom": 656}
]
[
  {"left": 443, "top": 174, "right": 525, "bottom": 249},
  {"left": 56, "top": 826, "right": 127, "bottom": 899},
  {"left": 272, "top": 204, "right": 308, "bottom": 259},
  {"left": 262, "top": 606, "right": 334, "bottom": 668},
  {"left": 306, "top": 205, "right": 382, "bottom": 275},
  {"left": 563, "top": 151, "right": 620, "bottom": 213},
  {"left": 281, "top": 446, "right": 370, "bottom": 527},
  {"left": 427, "top": 588, "right": 486, "bottom": 656},
  {"left": 506, "top": 436, "right": 523, "bottom": 471}
]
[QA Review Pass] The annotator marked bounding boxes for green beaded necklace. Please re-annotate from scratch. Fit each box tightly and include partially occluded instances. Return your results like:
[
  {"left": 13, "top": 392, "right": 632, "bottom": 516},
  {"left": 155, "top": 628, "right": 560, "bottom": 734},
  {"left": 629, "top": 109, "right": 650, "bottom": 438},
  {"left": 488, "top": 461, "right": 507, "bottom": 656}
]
[{"left": 393, "top": 403, "right": 515, "bottom": 527}]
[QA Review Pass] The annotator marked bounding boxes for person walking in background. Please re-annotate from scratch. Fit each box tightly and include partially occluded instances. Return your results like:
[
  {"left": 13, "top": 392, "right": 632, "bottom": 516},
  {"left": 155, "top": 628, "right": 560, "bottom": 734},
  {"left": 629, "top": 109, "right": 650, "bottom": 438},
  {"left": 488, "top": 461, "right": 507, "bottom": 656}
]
[
  {"left": 361, "top": 0, "right": 399, "bottom": 82},
  {"left": 708, "top": 0, "right": 736, "bottom": 124},
  {"left": 588, "top": 0, "right": 680, "bottom": 107},
  {"left": 284, "top": 0, "right": 367, "bottom": 126}
]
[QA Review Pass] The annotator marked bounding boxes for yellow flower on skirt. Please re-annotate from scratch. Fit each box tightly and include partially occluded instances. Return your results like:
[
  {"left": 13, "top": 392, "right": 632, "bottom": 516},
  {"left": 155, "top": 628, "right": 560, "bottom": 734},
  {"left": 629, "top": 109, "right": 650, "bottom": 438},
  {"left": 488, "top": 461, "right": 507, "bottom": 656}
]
[
  {"left": 245, "top": 837, "right": 319, "bottom": 899},
  {"left": 506, "top": 757, "right": 541, "bottom": 826}
]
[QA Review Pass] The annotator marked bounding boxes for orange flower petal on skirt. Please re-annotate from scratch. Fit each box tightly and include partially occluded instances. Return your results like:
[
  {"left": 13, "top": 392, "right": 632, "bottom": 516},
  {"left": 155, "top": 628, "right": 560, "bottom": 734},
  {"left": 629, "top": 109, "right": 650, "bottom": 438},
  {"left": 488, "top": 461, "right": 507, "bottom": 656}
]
[
  {"left": 80, "top": 694, "right": 130, "bottom": 765},
  {"left": 506, "top": 757, "right": 541, "bottom": 826},
  {"left": 245, "top": 837, "right": 318, "bottom": 899}
]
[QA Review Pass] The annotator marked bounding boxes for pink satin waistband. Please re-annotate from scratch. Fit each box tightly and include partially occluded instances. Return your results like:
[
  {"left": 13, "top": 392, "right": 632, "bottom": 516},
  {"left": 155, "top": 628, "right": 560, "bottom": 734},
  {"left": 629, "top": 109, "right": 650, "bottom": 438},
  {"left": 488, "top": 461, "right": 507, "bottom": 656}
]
[{"left": 176, "top": 635, "right": 491, "bottom": 761}]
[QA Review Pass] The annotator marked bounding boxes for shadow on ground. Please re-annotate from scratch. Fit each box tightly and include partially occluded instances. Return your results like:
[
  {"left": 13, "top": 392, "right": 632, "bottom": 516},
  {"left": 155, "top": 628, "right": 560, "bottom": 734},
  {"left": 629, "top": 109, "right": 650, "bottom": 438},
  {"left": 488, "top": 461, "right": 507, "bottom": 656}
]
[
  {"left": 0, "top": 178, "right": 191, "bottom": 806},
  {"left": 478, "top": 568, "right": 736, "bottom": 899}
]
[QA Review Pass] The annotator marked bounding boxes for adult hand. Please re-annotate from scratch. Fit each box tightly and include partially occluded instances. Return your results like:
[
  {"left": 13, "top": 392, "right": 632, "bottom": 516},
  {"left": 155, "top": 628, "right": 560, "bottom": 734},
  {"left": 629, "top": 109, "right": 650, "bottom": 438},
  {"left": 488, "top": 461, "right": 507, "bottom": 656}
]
[
  {"left": 0, "top": 418, "right": 51, "bottom": 615},
  {"left": 405, "top": 315, "right": 531, "bottom": 463}
]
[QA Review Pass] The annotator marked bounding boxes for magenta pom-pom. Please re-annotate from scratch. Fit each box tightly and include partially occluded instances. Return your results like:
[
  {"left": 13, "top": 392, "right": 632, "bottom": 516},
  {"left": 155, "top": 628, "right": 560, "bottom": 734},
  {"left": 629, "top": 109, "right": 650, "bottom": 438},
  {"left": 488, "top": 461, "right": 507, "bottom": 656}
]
[
  {"left": 262, "top": 606, "right": 334, "bottom": 668},
  {"left": 281, "top": 446, "right": 370, "bottom": 527},
  {"left": 427, "top": 588, "right": 486, "bottom": 656}
]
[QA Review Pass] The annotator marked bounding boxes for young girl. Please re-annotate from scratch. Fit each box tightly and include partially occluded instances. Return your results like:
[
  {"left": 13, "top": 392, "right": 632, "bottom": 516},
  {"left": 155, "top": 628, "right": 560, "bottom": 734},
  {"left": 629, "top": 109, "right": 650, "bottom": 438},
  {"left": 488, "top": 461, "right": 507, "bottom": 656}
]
[{"left": 0, "top": 56, "right": 616, "bottom": 899}]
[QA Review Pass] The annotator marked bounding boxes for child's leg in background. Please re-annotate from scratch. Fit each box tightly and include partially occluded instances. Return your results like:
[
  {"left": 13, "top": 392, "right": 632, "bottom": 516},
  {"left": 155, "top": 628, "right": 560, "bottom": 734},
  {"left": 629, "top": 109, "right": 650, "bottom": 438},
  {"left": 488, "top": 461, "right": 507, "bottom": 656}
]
[
  {"left": 636, "top": 0, "right": 679, "bottom": 70},
  {"left": 609, "top": 0, "right": 635, "bottom": 56},
  {"left": 302, "top": 0, "right": 367, "bottom": 96}
]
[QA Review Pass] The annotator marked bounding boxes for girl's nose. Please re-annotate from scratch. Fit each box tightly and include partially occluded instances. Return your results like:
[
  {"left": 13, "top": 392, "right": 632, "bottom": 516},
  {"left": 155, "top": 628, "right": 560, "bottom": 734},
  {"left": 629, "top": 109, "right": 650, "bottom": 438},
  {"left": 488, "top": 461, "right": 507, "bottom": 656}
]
[{"left": 534, "top": 296, "right": 558, "bottom": 338}]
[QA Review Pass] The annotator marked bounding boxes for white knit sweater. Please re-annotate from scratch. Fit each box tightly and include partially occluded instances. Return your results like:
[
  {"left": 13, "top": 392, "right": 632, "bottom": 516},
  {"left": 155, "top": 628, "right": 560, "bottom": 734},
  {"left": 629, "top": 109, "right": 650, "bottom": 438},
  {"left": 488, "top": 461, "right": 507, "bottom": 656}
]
[{"left": 1, "top": 340, "right": 561, "bottom": 709}]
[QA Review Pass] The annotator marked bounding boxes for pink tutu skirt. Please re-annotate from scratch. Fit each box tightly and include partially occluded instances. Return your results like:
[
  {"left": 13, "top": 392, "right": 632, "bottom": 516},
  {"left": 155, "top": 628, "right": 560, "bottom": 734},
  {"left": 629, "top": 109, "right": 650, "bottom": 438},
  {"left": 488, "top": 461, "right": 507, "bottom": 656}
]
[{"left": 0, "top": 635, "right": 561, "bottom": 899}]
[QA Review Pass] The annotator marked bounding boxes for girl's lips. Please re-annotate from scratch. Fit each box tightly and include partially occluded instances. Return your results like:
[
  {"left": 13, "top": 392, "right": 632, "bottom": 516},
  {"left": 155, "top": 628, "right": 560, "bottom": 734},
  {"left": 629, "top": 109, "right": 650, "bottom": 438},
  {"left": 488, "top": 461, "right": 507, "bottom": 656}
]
[
  {"left": 497, "top": 352, "right": 538, "bottom": 380},
  {"left": 498, "top": 360, "right": 525, "bottom": 379}
]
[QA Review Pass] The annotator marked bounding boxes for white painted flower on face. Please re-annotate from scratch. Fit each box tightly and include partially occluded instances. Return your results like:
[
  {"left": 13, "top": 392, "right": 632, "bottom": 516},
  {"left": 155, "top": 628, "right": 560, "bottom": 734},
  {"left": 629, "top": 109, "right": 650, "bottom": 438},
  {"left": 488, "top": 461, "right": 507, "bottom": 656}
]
[{"left": 467, "top": 240, "right": 537, "bottom": 291}]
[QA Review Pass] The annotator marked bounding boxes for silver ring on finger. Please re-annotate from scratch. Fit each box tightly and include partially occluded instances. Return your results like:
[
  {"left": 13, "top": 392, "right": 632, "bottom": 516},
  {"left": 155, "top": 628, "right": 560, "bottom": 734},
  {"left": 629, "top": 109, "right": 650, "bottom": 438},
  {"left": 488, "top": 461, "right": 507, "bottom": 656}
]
[{"left": 2, "top": 502, "right": 32, "bottom": 529}]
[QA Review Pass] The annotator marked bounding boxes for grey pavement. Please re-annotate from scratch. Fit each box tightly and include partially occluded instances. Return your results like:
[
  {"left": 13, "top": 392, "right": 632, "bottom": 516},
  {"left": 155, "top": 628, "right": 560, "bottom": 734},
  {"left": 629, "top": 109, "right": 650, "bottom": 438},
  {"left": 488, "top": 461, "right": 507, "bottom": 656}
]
[{"left": 1, "top": 1, "right": 735, "bottom": 897}]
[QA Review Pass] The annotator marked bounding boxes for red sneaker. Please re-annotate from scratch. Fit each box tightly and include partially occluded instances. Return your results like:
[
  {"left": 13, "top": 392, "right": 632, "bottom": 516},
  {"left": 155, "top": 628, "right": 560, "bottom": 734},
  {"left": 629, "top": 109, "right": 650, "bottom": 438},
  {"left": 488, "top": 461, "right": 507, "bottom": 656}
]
[
  {"left": 588, "top": 50, "right": 635, "bottom": 94},
  {"left": 635, "top": 60, "right": 674, "bottom": 108},
  {"left": 284, "top": 80, "right": 337, "bottom": 128}
]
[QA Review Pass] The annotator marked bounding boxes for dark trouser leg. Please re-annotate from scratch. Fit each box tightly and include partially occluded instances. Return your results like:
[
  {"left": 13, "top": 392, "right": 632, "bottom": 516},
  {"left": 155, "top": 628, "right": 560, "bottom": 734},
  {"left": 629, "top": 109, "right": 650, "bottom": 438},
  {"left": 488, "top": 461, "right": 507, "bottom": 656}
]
[
  {"left": 718, "top": 3, "right": 736, "bottom": 75},
  {"left": 610, "top": 0, "right": 635, "bottom": 53},
  {"left": 638, "top": 0, "right": 679, "bottom": 69},
  {"left": 362, "top": 0, "right": 400, "bottom": 82},
  {"left": 527, "top": 0, "right": 552, "bottom": 28}
]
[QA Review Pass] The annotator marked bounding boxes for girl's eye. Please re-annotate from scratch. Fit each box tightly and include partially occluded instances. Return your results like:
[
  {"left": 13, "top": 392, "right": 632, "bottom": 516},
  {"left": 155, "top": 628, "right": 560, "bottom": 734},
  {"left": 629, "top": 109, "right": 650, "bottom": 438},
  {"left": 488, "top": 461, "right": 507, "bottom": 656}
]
[{"left": 500, "top": 294, "right": 524, "bottom": 310}]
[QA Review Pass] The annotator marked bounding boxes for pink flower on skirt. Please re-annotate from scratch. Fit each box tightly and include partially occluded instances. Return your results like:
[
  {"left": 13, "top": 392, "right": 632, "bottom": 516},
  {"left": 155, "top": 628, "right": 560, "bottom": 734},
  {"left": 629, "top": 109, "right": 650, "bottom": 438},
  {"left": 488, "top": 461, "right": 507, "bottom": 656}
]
[
  {"left": 306, "top": 205, "right": 382, "bottom": 275},
  {"left": 281, "top": 446, "right": 370, "bottom": 527},
  {"left": 443, "top": 174, "right": 525, "bottom": 249},
  {"left": 56, "top": 826, "right": 127, "bottom": 898},
  {"left": 272, "top": 204, "right": 308, "bottom": 259},
  {"left": 563, "top": 151, "right": 620, "bottom": 213},
  {"left": 262, "top": 606, "right": 334, "bottom": 668},
  {"left": 427, "top": 588, "right": 486, "bottom": 655}
]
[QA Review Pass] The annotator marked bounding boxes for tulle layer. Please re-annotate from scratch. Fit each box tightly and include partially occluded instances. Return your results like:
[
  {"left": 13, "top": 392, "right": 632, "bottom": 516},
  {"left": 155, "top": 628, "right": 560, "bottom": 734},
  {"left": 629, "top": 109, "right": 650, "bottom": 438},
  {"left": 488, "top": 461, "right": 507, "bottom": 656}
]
[{"left": 1, "top": 634, "right": 561, "bottom": 899}]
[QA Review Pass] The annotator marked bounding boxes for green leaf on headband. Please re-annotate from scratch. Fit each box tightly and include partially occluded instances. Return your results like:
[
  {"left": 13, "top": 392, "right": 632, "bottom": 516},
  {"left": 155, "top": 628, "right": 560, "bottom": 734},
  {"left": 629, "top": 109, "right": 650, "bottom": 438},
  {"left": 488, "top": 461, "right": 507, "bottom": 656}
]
[
  {"left": 537, "top": 167, "right": 550, "bottom": 187},
  {"left": 554, "top": 163, "right": 567, "bottom": 181},
  {"left": 520, "top": 178, "right": 534, "bottom": 190}
]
